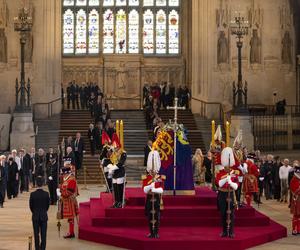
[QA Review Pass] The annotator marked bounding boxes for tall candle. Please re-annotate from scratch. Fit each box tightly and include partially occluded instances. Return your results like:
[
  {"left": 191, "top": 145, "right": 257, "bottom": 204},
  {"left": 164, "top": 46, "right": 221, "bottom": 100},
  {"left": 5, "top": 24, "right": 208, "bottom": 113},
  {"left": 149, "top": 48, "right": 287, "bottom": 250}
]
[
  {"left": 116, "top": 120, "right": 120, "bottom": 140},
  {"left": 226, "top": 121, "right": 230, "bottom": 147},
  {"left": 120, "top": 120, "right": 124, "bottom": 150},
  {"left": 211, "top": 120, "right": 215, "bottom": 148}
]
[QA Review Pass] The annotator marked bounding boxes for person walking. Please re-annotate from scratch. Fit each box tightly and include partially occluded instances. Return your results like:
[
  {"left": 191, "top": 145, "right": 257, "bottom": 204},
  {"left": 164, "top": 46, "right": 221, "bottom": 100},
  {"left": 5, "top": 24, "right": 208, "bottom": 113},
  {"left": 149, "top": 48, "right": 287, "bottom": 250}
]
[
  {"left": 29, "top": 176, "right": 50, "bottom": 250},
  {"left": 279, "top": 159, "right": 292, "bottom": 203}
]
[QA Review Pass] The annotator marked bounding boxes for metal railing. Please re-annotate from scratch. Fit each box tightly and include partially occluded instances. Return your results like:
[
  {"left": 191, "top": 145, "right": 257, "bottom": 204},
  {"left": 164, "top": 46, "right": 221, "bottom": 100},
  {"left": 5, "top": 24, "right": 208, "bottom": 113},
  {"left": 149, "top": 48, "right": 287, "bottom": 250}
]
[
  {"left": 251, "top": 105, "right": 300, "bottom": 151},
  {"left": 32, "top": 97, "right": 62, "bottom": 120},
  {"left": 191, "top": 97, "right": 226, "bottom": 122}
]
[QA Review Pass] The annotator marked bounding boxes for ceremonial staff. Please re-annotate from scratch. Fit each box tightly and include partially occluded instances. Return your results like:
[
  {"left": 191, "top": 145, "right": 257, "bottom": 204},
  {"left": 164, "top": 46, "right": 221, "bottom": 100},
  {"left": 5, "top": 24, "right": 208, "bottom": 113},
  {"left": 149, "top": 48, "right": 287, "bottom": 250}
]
[
  {"left": 167, "top": 97, "right": 185, "bottom": 196},
  {"left": 150, "top": 153, "right": 156, "bottom": 233},
  {"left": 56, "top": 144, "right": 62, "bottom": 237},
  {"left": 226, "top": 156, "right": 232, "bottom": 237}
]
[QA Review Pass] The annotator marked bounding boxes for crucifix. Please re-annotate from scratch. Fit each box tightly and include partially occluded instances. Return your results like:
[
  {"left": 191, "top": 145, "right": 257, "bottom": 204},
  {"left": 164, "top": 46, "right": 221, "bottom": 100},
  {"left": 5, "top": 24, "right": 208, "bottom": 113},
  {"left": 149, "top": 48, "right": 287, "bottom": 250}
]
[{"left": 167, "top": 97, "right": 185, "bottom": 196}]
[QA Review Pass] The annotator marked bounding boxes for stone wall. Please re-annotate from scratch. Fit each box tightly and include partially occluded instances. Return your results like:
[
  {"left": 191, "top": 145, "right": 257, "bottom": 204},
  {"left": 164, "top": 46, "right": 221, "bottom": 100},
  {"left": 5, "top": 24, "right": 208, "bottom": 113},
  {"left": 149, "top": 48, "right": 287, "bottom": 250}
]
[
  {"left": 191, "top": 0, "right": 297, "bottom": 118},
  {"left": 0, "top": 0, "right": 61, "bottom": 115}
]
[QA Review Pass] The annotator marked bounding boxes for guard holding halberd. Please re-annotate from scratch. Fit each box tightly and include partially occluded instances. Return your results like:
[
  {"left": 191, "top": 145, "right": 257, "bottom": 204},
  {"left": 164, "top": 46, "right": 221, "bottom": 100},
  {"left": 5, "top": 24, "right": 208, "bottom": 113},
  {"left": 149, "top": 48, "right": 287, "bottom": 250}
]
[
  {"left": 142, "top": 145, "right": 165, "bottom": 239},
  {"left": 216, "top": 147, "right": 240, "bottom": 238}
]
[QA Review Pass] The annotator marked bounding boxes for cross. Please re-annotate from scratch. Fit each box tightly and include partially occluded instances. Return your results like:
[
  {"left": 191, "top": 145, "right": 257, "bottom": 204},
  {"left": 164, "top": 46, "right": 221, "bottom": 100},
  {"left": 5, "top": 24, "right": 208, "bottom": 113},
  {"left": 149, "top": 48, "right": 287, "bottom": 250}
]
[{"left": 167, "top": 97, "right": 185, "bottom": 195}]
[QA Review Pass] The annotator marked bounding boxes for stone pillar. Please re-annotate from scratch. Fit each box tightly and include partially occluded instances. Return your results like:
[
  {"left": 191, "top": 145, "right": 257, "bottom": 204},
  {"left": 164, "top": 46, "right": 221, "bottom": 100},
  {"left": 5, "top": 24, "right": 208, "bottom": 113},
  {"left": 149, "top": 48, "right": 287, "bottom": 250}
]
[
  {"left": 32, "top": 0, "right": 62, "bottom": 118},
  {"left": 10, "top": 112, "right": 35, "bottom": 151},
  {"left": 230, "top": 115, "right": 254, "bottom": 151}
]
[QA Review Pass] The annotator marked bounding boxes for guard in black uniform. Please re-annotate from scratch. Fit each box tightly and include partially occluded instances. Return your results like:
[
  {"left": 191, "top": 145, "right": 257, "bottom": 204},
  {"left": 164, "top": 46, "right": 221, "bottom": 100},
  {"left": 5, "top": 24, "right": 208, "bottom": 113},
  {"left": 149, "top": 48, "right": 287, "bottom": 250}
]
[
  {"left": 46, "top": 155, "right": 58, "bottom": 205},
  {"left": 100, "top": 145, "right": 113, "bottom": 192},
  {"left": 109, "top": 148, "right": 127, "bottom": 208}
]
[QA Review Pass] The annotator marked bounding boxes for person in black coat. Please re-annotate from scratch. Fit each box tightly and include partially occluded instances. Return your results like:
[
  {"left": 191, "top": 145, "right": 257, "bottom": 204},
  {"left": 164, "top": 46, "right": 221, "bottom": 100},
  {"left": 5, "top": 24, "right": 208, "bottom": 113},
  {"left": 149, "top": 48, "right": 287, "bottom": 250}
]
[
  {"left": 144, "top": 140, "right": 152, "bottom": 166},
  {"left": 46, "top": 155, "right": 58, "bottom": 205},
  {"left": 88, "top": 123, "right": 97, "bottom": 156},
  {"left": 29, "top": 176, "right": 50, "bottom": 250},
  {"left": 20, "top": 149, "right": 32, "bottom": 192},
  {"left": 74, "top": 132, "right": 85, "bottom": 171},
  {"left": 35, "top": 149, "right": 46, "bottom": 185},
  {"left": 66, "top": 83, "right": 71, "bottom": 109},
  {"left": 94, "top": 122, "right": 103, "bottom": 153},
  {"left": 0, "top": 157, "right": 5, "bottom": 207},
  {"left": 7, "top": 157, "right": 19, "bottom": 199}
]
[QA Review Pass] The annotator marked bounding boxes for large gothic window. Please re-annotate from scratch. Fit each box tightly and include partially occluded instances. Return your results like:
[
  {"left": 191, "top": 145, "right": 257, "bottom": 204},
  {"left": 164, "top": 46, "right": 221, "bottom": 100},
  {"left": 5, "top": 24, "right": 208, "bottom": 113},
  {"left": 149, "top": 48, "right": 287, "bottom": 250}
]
[{"left": 62, "top": 0, "right": 181, "bottom": 55}]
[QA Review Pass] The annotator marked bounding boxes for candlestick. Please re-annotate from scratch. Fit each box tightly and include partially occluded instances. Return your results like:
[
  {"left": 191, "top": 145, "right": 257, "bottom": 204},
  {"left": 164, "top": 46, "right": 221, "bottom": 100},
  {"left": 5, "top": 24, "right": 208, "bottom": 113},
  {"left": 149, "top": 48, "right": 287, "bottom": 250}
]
[
  {"left": 120, "top": 120, "right": 124, "bottom": 150},
  {"left": 226, "top": 121, "right": 230, "bottom": 147},
  {"left": 116, "top": 120, "right": 120, "bottom": 140},
  {"left": 211, "top": 120, "right": 215, "bottom": 148}
]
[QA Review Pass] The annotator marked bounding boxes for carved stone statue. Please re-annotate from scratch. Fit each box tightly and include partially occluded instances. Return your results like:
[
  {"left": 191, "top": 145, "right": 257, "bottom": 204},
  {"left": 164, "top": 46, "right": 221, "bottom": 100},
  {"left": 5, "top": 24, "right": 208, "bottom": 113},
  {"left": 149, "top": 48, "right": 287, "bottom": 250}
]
[
  {"left": 250, "top": 29, "right": 261, "bottom": 64},
  {"left": 0, "top": 28, "right": 7, "bottom": 63},
  {"left": 281, "top": 31, "right": 292, "bottom": 64},
  {"left": 25, "top": 32, "right": 33, "bottom": 63},
  {"left": 217, "top": 31, "right": 228, "bottom": 64}
]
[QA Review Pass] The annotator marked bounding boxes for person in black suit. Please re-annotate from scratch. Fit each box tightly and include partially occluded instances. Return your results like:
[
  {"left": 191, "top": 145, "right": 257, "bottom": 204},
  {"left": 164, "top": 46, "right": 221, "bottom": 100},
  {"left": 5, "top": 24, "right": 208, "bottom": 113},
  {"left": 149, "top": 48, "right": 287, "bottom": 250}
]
[
  {"left": 7, "top": 156, "right": 19, "bottom": 199},
  {"left": 29, "top": 176, "right": 50, "bottom": 250},
  {"left": 0, "top": 155, "right": 7, "bottom": 207},
  {"left": 20, "top": 149, "right": 32, "bottom": 193},
  {"left": 46, "top": 154, "right": 58, "bottom": 205},
  {"left": 144, "top": 140, "right": 153, "bottom": 166},
  {"left": 88, "top": 123, "right": 96, "bottom": 156},
  {"left": 74, "top": 132, "right": 85, "bottom": 171}
]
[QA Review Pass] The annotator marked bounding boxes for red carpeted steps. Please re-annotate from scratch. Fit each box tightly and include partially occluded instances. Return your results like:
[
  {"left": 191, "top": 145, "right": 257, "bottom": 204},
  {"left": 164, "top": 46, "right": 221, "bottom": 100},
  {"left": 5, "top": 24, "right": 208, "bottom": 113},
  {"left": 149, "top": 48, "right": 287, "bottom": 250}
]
[{"left": 79, "top": 187, "right": 287, "bottom": 250}]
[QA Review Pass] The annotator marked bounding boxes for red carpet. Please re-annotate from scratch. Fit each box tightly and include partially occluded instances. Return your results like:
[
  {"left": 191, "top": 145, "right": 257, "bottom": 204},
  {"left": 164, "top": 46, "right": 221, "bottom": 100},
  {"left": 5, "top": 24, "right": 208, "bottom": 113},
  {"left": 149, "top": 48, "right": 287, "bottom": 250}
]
[{"left": 79, "top": 187, "right": 287, "bottom": 250}]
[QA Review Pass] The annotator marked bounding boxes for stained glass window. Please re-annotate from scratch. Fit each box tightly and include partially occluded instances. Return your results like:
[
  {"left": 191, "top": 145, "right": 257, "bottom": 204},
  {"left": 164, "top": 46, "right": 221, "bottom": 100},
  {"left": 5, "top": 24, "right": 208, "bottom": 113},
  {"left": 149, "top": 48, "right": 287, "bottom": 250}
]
[
  {"left": 128, "top": 10, "right": 139, "bottom": 53},
  {"left": 63, "top": 9, "right": 74, "bottom": 54},
  {"left": 116, "top": 10, "right": 127, "bottom": 53},
  {"left": 62, "top": 1, "right": 180, "bottom": 55},
  {"left": 144, "top": 0, "right": 154, "bottom": 6},
  {"left": 169, "top": 10, "right": 179, "bottom": 54},
  {"left": 156, "top": 0, "right": 166, "bottom": 6},
  {"left": 103, "top": 9, "right": 114, "bottom": 53},
  {"left": 156, "top": 10, "right": 166, "bottom": 54},
  {"left": 103, "top": 0, "right": 114, "bottom": 6},
  {"left": 76, "top": 0, "right": 87, "bottom": 6},
  {"left": 129, "top": 0, "right": 139, "bottom": 6},
  {"left": 143, "top": 9, "right": 154, "bottom": 54},
  {"left": 88, "top": 9, "right": 99, "bottom": 54},
  {"left": 169, "top": 0, "right": 179, "bottom": 6},
  {"left": 116, "top": 0, "right": 127, "bottom": 6},
  {"left": 89, "top": 0, "right": 100, "bottom": 6},
  {"left": 64, "top": 0, "right": 74, "bottom": 6},
  {"left": 75, "top": 9, "right": 87, "bottom": 54}
]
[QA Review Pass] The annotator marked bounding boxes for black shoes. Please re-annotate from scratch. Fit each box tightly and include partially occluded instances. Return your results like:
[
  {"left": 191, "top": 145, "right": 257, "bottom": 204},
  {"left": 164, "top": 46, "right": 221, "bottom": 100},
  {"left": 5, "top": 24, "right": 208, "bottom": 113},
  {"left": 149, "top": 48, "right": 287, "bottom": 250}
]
[
  {"left": 147, "top": 233, "right": 159, "bottom": 239},
  {"left": 220, "top": 232, "right": 235, "bottom": 238}
]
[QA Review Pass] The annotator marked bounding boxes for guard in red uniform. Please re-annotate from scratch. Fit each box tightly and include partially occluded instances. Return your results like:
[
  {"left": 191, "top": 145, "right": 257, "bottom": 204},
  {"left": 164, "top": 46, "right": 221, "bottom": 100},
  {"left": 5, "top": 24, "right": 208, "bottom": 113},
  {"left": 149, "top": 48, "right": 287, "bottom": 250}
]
[
  {"left": 142, "top": 149, "right": 165, "bottom": 239},
  {"left": 57, "top": 162, "right": 78, "bottom": 239},
  {"left": 243, "top": 153, "right": 259, "bottom": 206},
  {"left": 210, "top": 125, "right": 225, "bottom": 174},
  {"left": 216, "top": 147, "right": 239, "bottom": 238},
  {"left": 290, "top": 163, "right": 300, "bottom": 235}
]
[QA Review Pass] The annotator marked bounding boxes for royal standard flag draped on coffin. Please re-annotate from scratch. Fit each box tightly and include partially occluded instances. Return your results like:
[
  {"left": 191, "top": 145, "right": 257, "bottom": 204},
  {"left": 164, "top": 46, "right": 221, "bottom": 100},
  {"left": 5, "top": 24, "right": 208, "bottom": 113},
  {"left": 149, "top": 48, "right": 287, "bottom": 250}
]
[{"left": 154, "top": 126, "right": 194, "bottom": 191}]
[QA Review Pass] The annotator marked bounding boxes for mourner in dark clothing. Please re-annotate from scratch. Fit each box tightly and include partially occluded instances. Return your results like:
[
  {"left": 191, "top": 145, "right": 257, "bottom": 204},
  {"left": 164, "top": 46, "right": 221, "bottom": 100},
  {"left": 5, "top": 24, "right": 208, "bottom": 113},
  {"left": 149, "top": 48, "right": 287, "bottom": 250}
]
[
  {"left": 79, "top": 85, "right": 86, "bottom": 109},
  {"left": 66, "top": 83, "right": 71, "bottom": 109},
  {"left": 74, "top": 132, "right": 85, "bottom": 171},
  {"left": 272, "top": 156, "right": 282, "bottom": 201},
  {"left": 35, "top": 149, "right": 46, "bottom": 184},
  {"left": 88, "top": 123, "right": 97, "bottom": 156},
  {"left": 0, "top": 156, "right": 7, "bottom": 207},
  {"left": 7, "top": 157, "right": 19, "bottom": 199},
  {"left": 29, "top": 176, "right": 50, "bottom": 250},
  {"left": 261, "top": 155, "right": 274, "bottom": 200},
  {"left": 19, "top": 149, "right": 31, "bottom": 193},
  {"left": 203, "top": 152, "right": 213, "bottom": 184},
  {"left": 94, "top": 122, "right": 103, "bottom": 152}
]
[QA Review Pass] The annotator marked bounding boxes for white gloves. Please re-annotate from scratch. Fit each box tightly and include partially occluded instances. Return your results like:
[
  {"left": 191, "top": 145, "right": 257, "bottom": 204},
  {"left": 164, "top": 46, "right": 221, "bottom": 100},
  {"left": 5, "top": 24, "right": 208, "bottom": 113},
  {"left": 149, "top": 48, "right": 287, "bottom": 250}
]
[
  {"left": 48, "top": 176, "right": 53, "bottom": 181},
  {"left": 151, "top": 187, "right": 163, "bottom": 194},
  {"left": 143, "top": 184, "right": 152, "bottom": 194},
  {"left": 151, "top": 182, "right": 155, "bottom": 188},
  {"left": 218, "top": 178, "right": 228, "bottom": 188},
  {"left": 259, "top": 177, "right": 264, "bottom": 181},
  {"left": 56, "top": 188, "right": 61, "bottom": 197}
]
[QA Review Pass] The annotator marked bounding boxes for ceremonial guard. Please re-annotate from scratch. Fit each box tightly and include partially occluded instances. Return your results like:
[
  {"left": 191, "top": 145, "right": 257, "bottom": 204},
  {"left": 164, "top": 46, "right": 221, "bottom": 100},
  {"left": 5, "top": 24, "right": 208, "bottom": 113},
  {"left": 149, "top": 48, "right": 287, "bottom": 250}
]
[
  {"left": 290, "top": 162, "right": 300, "bottom": 235},
  {"left": 107, "top": 135, "right": 127, "bottom": 208},
  {"left": 216, "top": 147, "right": 239, "bottom": 238},
  {"left": 46, "top": 154, "right": 59, "bottom": 205},
  {"left": 57, "top": 162, "right": 79, "bottom": 238},
  {"left": 210, "top": 125, "right": 225, "bottom": 174},
  {"left": 100, "top": 144, "right": 113, "bottom": 192},
  {"left": 142, "top": 148, "right": 165, "bottom": 238},
  {"left": 243, "top": 153, "right": 259, "bottom": 206}
]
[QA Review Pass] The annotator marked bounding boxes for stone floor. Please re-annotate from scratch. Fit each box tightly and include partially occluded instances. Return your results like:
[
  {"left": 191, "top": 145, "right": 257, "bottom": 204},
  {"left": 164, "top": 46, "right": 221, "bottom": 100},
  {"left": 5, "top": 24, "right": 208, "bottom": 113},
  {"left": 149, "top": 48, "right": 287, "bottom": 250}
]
[{"left": 0, "top": 185, "right": 299, "bottom": 250}]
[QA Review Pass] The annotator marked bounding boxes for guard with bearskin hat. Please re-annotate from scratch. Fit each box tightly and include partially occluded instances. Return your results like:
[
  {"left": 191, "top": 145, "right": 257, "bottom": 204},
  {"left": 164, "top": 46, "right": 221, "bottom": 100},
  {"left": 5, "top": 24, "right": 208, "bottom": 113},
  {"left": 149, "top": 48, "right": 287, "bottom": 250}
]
[
  {"left": 242, "top": 153, "right": 259, "bottom": 207},
  {"left": 290, "top": 161, "right": 300, "bottom": 235},
  {"left": 216, "top": 147, "right": 240, "bottom": 238},
  {"left": 56, "top": 162, "right": 79, "bottom": 238},
  {"left": 107, "top": 133, "right": 127, "bottom": 208},
  {"left": 142, "top": 145, "right": 165, "bottom": 238}
]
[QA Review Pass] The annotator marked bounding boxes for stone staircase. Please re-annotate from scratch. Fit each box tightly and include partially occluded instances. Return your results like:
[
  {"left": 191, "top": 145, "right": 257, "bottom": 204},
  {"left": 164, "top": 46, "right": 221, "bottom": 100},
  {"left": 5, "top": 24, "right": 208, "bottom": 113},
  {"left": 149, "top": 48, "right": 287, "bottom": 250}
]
[{"left": 35, "top": 115, "right": 60, "bottom": 150}]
